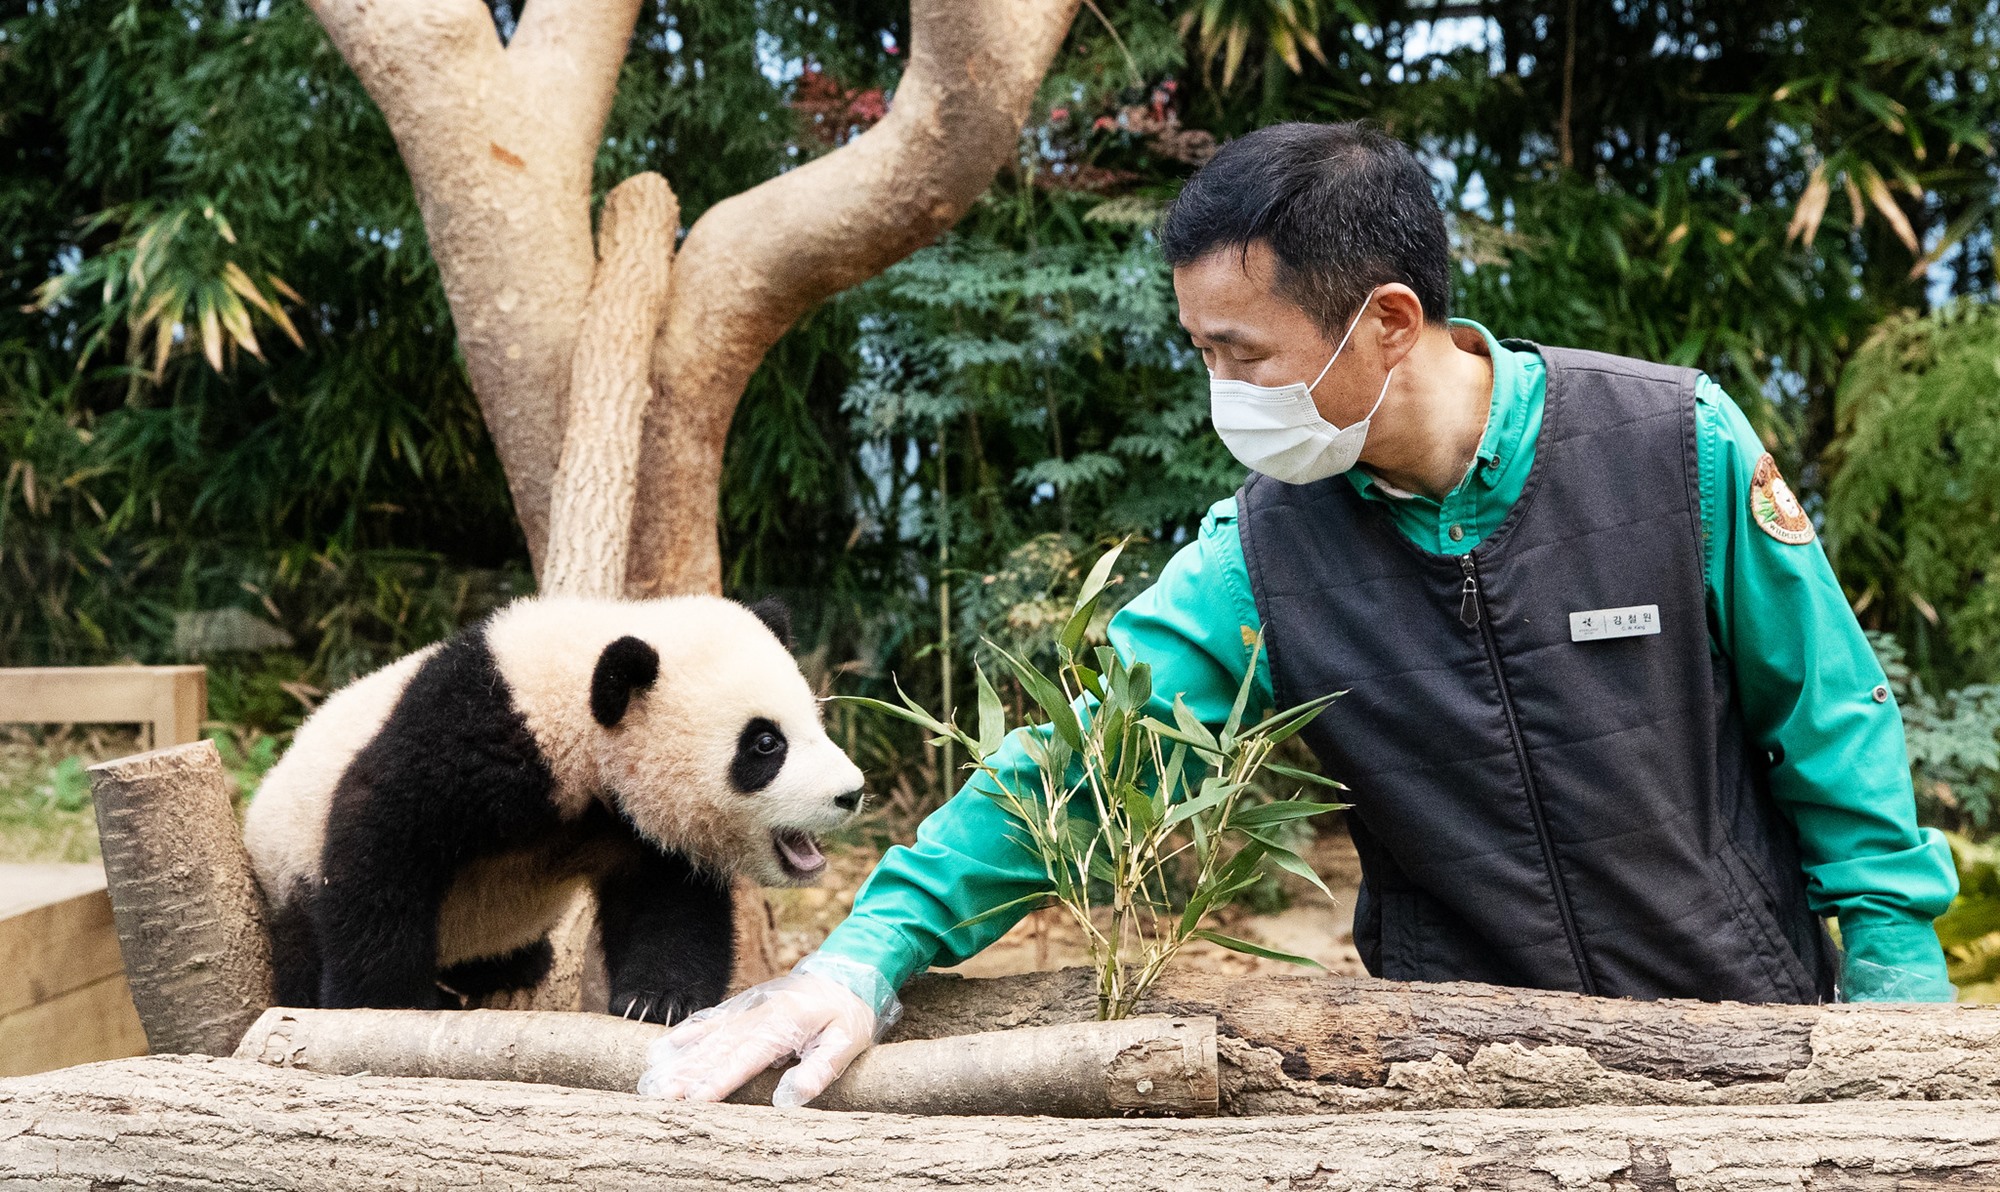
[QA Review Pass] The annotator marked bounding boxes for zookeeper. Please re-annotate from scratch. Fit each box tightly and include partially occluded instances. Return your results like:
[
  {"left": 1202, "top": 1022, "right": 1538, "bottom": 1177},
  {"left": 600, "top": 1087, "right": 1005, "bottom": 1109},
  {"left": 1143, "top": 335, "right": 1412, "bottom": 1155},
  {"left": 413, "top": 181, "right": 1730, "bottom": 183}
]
[{"left": 642, "top": 120, "right": 1961, "bottom": 1108}]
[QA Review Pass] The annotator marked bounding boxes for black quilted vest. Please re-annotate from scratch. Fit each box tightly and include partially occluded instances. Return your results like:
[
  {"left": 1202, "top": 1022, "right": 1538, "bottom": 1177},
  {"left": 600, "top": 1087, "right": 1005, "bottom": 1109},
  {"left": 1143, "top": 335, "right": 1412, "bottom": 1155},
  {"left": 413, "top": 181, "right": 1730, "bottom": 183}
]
[{"left": 1237, "top": 344, "right": 1835, "bottom": 1003}]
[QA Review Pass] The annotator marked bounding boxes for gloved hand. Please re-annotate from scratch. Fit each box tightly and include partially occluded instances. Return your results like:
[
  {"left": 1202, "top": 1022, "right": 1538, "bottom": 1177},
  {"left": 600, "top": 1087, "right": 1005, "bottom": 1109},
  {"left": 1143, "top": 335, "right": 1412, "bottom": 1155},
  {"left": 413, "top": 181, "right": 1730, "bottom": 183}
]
[
  {"left": 1841, "top": 954, "right": 1958, "bottom": 1002},
  {"left": 636, "top": 953, "right": 901, "bottom": 1107},
  {"left": 1839, "top": 919, "right": 1957, "bottom": 1003}
]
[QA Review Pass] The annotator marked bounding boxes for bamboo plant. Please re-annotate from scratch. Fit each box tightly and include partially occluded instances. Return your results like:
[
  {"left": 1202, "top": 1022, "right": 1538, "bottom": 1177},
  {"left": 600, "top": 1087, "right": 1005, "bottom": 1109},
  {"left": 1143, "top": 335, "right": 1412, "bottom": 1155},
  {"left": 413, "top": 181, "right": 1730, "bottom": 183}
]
[{"left": 846, "top": 543, "right": 1348, "bottom": 1020}]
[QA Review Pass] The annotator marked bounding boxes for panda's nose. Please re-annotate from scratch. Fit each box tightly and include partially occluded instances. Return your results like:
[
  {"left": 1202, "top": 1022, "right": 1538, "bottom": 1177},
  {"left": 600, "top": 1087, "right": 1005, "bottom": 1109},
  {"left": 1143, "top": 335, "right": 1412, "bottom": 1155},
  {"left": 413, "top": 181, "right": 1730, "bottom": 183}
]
[{"left": 833, "top": 788, "right": 862, "bottom": 812}]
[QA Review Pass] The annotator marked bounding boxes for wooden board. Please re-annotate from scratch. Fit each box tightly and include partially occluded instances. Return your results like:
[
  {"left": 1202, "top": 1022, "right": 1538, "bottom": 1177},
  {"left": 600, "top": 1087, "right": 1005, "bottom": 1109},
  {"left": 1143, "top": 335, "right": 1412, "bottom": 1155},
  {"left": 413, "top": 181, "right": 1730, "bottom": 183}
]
[
  {"left": 0, "top": 973, "right": 146, "bottom": 1078},
  {"left": 0, "top": 865, "right": 146, "bottom": 1075},
  {"left": 0, "top": 665, "right": 206, "bottom": 748}
]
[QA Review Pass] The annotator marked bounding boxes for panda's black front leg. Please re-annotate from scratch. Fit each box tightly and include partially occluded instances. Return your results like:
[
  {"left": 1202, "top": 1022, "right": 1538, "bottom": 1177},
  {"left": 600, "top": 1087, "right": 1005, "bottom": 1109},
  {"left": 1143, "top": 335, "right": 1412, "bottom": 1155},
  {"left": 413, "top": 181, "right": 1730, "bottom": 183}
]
[
  {"left": 313, "top": 836, "right": 451, "bottom": 1010},
  {"left": 596, "top": 846, "right": 735, "bottom": 1024}
]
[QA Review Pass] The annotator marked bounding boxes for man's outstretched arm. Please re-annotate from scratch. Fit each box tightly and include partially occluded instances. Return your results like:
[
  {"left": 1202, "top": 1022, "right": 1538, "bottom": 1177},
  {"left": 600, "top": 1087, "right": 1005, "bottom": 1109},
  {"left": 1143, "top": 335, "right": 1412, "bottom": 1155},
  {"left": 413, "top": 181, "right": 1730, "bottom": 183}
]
[{"left": 639, "top": 499, "right": 1268, "bottom": 1103}]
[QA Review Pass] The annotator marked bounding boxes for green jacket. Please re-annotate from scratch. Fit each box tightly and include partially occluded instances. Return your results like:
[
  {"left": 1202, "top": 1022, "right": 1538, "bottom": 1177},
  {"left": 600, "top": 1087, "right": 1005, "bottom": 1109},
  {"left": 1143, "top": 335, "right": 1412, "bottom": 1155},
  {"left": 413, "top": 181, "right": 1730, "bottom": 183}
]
[{"left": 818, "top": 322, "right": 1960, "bottom": 1012}]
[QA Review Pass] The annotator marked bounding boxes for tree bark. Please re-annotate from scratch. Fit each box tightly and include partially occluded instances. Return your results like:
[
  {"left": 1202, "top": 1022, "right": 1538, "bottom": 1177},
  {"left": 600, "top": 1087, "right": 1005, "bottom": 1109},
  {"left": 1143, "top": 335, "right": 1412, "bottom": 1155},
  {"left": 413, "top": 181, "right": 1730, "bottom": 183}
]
[
  {"left": 890, "top": 967, "right": 2000, "bottom": 1114},
  {"left": 86, "top": 741, "right": 275, "bottom": 1057},
  {"left": 541, "top": 172, "right": 680, "bottom": 599},
  {"left": 7, "top": 1056, "right": 2000, "bottom": 1191},
  {"left": 232, "top": 1007, "right": 1219, "bottom": 1116}
]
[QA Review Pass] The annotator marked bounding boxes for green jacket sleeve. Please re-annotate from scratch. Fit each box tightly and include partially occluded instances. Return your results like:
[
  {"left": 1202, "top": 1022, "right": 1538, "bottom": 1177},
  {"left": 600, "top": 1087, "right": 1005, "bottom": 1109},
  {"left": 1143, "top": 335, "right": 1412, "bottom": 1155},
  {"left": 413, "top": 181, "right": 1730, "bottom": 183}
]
[
  {"left": 1696, "top": 376, "right": 1959, "bottom": 1002},
  {"left": 815, "top": 501, "right": 1268, "bottom": 1012}
]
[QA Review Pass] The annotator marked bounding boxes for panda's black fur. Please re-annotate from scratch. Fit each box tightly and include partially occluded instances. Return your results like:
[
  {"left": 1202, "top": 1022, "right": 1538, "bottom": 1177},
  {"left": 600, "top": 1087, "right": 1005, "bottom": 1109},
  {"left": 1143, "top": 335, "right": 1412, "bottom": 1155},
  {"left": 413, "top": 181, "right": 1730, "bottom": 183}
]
[{"left": 251, "top": 596, "right": 841, "bottom": 1025}]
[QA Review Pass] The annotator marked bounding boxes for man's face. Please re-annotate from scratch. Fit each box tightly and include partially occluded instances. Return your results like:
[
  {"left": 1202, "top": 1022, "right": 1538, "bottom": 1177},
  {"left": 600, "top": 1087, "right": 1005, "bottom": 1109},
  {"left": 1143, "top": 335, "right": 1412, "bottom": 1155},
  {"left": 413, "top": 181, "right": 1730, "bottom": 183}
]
[{"left": 1174, "top": 241, "right": 1374, "bottom": 425}]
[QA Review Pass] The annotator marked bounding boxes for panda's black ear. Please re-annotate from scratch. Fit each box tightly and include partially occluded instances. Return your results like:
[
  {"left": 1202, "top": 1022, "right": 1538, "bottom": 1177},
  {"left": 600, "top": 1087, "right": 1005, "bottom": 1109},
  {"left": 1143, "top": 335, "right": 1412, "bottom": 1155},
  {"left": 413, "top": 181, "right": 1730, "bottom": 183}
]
[
  {"left": 746, "top": 597, "right": 793, "bottom": 650},
  {"left": 591, "top": 636, "right": 659, "bottom": 728}
]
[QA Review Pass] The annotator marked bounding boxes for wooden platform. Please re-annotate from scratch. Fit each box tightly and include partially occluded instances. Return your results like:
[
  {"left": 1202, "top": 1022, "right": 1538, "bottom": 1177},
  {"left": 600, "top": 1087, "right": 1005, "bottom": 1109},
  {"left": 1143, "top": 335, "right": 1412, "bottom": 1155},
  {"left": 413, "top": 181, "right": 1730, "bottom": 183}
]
[{"left": 0, "top": 864, "right": 146, "bottom": 1076}]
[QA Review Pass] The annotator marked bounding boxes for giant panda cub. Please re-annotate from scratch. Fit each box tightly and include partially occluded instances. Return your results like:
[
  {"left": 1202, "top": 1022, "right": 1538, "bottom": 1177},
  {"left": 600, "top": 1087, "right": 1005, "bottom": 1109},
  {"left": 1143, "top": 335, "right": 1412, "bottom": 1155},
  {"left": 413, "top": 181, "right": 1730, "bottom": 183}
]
[{"left": 242, "top": 594, "right": 863, "bottom": 1024}]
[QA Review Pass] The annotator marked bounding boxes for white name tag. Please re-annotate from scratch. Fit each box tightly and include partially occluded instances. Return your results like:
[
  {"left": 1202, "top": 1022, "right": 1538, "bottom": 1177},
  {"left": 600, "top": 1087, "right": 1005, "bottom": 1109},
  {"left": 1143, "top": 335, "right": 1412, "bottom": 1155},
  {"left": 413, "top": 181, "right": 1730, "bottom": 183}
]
[{"left": 1570, "top": 604, "right": 1661, "bottom": 643}]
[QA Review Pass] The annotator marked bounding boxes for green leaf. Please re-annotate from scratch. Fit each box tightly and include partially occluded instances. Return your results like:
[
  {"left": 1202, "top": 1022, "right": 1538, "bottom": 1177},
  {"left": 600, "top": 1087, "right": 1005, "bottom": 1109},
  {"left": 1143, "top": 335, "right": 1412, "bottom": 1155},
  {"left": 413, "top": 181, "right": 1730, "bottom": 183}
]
[
  {"left": 975, "top": 662, "right": 1006, "bottom": 759},
  {"left": 1221, "top": 635, "right": 1262, "bottom": 746},
  {"left": 1165, "top": 779, "right": 1246, "bottom": 827},
  {"left": 1159, "top": 741, "right": 1190, "bottom": 809},
  {"left": 1126, "top": 661, "right": 1152, "bottom": 713},
  {"left": 988, "top": 640, "right": 1082, "bottom": 752},
  {"left": 1246, "top": 691, "right": 1342, "bottom": 747},
  {"left": 951, "top": 892, "right": 1058, "bottom": 932},
  {"left": 1230, "top": 800, "right": 1346, "bottom": 828},
  {"left": 1075, "top": 664, "right": 1105, "bottom": 701},
  {"left": 836, "top": 694, "right": 948, "bottom": 734},
  {"left": 1121, "top": 782, "right": 1158, "bottom": 836},
  {"left": 1140, "top": 717, "right": 1225, "bottom": 757},
  {"left": 1260, "top": 844, "right": 1336, "bottom": 900},
  {"left": 1171, "top": 694, "right": 1220, "bottom": 752},
  {"left": 1192, "top": 930, "right": 1326, "bottom": 969},
  {"left": 1261, "top": 761, "right": 1347, "bottom": 790},
  {"left": 1059, "top": 540, "right": 1126, "bottom": 658}
]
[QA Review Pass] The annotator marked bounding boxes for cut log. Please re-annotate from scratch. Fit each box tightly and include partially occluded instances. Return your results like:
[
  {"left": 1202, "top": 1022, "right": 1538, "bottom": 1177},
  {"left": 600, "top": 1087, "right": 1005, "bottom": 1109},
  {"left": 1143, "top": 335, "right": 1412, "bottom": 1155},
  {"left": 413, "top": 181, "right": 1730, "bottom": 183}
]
[
  {"left": 5, "top": 1055, "right": 2000, "bottom": 1191},
  {"left": 890, "top": 966, "right": 2000, "bottom": 1113},
  {"left": 86, "top": 741, "right": 274, "bottom": 1056},
  {"left": 233, "top": 1006, "right": 1219, "bottom": 1117}
]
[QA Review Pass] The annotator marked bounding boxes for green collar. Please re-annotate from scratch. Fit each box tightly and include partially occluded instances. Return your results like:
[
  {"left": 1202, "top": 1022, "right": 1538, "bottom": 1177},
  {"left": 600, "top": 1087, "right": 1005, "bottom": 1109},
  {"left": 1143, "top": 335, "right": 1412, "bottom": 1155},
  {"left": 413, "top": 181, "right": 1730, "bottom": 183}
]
[{"left": 1347, "top": 318, "right": 1532, "bottom": 507}]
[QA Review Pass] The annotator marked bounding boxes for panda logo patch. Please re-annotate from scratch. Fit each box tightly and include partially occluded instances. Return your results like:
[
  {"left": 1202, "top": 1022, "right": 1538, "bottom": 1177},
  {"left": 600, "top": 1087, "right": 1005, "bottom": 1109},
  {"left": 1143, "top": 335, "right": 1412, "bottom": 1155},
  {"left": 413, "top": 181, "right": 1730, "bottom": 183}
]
[{"left": 1750, "top": 453, "right": 1814, "bottom": 545}]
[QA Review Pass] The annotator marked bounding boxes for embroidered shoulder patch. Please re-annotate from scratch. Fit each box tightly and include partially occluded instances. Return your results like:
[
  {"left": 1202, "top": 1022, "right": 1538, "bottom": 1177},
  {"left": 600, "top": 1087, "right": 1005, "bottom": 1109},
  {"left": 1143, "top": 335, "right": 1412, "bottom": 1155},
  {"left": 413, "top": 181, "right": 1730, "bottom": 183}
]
[{"left": 1750, "top": 453, "right": 1814, "bottom": 545}]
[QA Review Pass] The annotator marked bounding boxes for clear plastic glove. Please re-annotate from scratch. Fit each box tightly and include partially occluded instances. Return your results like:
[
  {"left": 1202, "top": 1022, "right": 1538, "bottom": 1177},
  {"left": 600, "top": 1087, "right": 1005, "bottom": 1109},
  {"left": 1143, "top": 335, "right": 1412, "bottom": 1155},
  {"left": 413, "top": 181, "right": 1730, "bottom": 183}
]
[
  {"left": 1841, "top": 954, "right": 1958, "bottom": 1003},
  {"left": 636, "top": 953, "right": 901, "bottom": 1108}
]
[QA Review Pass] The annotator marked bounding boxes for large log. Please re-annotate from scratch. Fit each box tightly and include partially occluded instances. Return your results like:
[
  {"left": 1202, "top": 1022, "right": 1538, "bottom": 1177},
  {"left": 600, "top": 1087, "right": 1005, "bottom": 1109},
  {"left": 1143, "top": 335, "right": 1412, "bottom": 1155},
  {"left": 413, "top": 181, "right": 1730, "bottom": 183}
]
[
  {"left": 233, "top": 1006, "right": 1219, "bottom": 1117},
  {"left": 4, "top": 1055, "right": 1999, "bottom": 1190},
  {"left": 86, "top": 741, "right": 275, "bottom": 1056},
  {"left": 891, "top": 967, "right": 2000, "bottom": 1113}
]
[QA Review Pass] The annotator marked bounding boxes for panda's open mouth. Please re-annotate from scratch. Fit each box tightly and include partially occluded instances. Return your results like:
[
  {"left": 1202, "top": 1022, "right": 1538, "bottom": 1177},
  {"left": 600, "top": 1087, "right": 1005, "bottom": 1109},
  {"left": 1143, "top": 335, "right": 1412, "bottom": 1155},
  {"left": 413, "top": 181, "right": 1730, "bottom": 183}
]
[{"left": 772, "top": 829, "right": 827, "bottom": 879}]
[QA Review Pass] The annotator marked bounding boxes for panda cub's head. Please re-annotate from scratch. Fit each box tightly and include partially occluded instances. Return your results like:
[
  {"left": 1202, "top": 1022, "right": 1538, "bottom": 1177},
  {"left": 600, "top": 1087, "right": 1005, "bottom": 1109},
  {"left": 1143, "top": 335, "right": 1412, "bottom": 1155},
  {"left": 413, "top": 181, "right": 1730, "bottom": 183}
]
[{"left": 572, "top": 596, "right": 865, "bottom": 887}]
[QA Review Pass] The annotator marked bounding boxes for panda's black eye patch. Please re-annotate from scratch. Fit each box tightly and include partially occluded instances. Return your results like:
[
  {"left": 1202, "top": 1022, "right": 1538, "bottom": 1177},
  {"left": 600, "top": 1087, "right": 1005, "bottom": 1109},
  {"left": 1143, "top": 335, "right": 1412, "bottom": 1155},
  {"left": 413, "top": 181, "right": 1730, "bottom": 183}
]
[{"left": 731, "top": 718, "right": 788, "bottom": 793}]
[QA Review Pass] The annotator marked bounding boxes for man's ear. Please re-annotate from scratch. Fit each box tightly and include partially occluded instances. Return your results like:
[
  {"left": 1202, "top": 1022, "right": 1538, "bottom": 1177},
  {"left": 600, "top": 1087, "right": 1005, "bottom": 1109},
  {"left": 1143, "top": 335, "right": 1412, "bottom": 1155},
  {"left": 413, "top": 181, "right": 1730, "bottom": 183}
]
[
  {"left": 591, "top": 636, "right": 660, "bottom": 727},
  {"left": 746, "top": 596, "right": 793, "bottom": 650}
]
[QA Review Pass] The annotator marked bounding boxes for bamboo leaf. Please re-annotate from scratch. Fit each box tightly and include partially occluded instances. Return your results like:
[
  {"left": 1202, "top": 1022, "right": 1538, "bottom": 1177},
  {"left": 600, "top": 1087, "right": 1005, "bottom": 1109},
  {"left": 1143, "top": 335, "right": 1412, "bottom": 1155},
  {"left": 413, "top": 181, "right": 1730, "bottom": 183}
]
[
  {"left": 197, "top": 291, "right": 223, "bottom": 373},
  {"left": 1192, "top": 929, "right": 1326, "bottom": 969},
  {"left": 1165, "top": 779, "right": 1244, "bottom": 827},
  {"left": 975, "top": 661, "right": 1006, "bottom": 759},
  {"left": 1058, "top": 540, "right": 1125, "bottom": 658},
  {"left": 951, "top": 892, "right": 1057, "bottom": 932},
  {"left": 1263, "top": 761, "right": 1346, "bottom": 790},
  {"left": 989, "top": 641, "right": 1082, "bottom": 752},
  {"left": 1861, "top": 166, "right": 1920, "bottom": 253},
  {"left": 1786, "top": 161, "right": 1831, "bottom": 247},
  {"left": 1229, "top": 800, "right": 1345, "bottom": 827},
  {"left": 1171, "top": 694, "right": 1220, "bottom": 752},
  {"left": 1221, "top": 636, "right": 1263, "bottom": 746},
  {"left": 1259, "top": 844, "right": 1336, "bottom": 900}
]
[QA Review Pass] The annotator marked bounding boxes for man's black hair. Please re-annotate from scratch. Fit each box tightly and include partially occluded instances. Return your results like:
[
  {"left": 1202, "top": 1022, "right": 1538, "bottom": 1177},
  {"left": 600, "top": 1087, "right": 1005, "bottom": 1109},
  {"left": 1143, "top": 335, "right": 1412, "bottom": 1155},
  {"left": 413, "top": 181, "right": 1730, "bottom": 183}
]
[{"left": 1160, "top": 121, "right": 1451, "bottom": 335}]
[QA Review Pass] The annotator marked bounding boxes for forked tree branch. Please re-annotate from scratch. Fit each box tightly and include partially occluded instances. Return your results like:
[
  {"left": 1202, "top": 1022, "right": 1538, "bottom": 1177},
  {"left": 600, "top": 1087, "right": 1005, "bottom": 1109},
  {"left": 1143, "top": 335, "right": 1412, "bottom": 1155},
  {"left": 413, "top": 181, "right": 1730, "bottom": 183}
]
[{"left": 627, "top": 0, "right": 1085, "bottom": 594}]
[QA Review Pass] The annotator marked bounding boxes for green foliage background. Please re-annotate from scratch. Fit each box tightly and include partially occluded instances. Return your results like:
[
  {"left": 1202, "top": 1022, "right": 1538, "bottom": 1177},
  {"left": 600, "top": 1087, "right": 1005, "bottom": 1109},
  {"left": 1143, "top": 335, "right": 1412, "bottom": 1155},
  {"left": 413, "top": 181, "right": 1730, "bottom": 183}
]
[{"left": 2, "top": 0, "right": 1998, "bottom": 815}]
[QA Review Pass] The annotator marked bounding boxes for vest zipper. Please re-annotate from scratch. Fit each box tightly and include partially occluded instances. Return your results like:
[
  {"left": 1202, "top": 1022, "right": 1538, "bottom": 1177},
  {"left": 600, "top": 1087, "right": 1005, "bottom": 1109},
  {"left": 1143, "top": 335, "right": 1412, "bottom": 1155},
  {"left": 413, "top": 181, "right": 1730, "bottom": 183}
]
[{"left": 1457, "top": 553, "right": 1597, "bottom": 995}]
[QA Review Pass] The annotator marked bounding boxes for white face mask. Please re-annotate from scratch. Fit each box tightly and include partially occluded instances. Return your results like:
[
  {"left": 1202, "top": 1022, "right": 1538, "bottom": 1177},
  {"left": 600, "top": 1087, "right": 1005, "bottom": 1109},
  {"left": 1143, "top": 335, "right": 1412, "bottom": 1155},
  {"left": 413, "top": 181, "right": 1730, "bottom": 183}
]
[{"left": 1208, "top": 286, "right": 1395, "bottom": 485}]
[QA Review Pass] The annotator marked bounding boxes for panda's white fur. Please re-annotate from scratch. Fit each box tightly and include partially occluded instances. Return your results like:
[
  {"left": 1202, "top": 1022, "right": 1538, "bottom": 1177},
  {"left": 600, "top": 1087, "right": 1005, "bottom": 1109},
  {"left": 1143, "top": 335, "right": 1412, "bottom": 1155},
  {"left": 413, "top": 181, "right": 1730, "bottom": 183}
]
[
  {"left": 244, "top": 644, "right": 441, "bottom": 907},
  {"left": 242, "top": 593, "right": 863, "bottom": 1018}
]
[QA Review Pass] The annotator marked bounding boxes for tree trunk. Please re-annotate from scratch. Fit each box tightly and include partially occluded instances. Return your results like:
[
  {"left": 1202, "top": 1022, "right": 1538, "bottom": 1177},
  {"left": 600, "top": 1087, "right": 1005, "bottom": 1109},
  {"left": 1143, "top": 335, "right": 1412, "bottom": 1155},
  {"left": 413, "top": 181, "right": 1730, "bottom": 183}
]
[
  {"left": 6, "top": 1055, "right": 2000, "bottom": 1190},
  {"left": 232, "top": 1007, "right": 1219, "bottom": 1116},
  {"left": 86, "top": 741, "right": 275, "bottom": 1057},
  {"left": 890, "top": 967, "right": 2000, "bottom": 1114}
]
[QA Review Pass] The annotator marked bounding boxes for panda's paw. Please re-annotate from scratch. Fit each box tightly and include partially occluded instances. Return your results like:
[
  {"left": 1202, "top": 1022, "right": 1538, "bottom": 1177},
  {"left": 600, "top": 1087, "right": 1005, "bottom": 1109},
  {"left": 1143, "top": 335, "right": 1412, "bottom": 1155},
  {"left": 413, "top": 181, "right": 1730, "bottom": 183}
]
[{"left": 612, "top": 991, "right": 699, "bottom": 1025}]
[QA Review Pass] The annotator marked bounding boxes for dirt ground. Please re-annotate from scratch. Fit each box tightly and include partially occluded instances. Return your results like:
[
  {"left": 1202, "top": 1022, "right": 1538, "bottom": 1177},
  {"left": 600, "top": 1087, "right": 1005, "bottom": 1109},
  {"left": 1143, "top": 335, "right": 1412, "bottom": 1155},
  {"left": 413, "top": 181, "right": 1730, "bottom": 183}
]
[{"left": 762, "top": 826, "right": 1369, "bottom": 982}]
